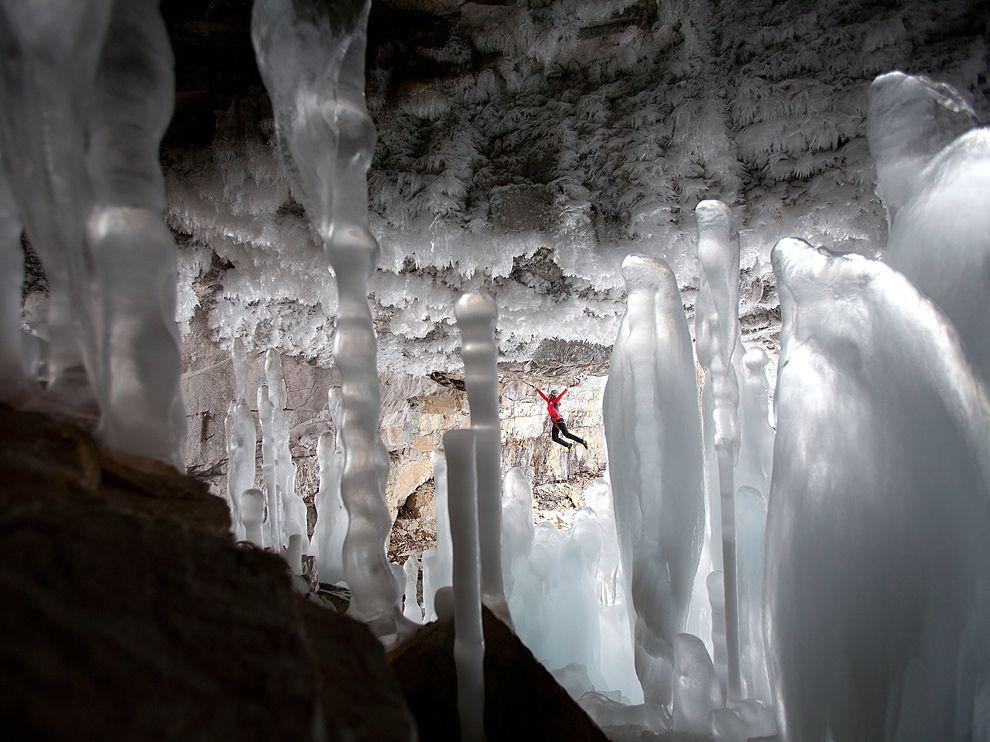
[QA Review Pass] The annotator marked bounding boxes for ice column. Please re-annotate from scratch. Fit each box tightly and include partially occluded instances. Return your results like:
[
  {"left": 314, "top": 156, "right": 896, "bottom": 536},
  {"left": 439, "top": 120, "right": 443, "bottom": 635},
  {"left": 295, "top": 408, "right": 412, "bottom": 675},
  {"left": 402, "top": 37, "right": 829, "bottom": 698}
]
[
  {"left": 766, "top": 238, "right": 990, "bottom": 741},
  {"left": 224, "top": 340, "right": 256, "bottom": 541},
  {"left": 311, "top": 389, "right": 348, "bottom": 585},
  {"left": 265, "top": 350, "right": 307, "bottom": 556},
  {"left": 736, "top": 348, "right": 773, "bottom": 495},
  {"left": 0, "top": 170, "right": 29, "bottom": 400},
  {"left": 0, "top": 0, "right": 111, "bottom": 406},
  {"left": 422, "top": 449, "right": 451, "bottom": 622},
  {"left": 454, "top": 292, "right": 508, "bottom": 621},
  {"left": 694, "top": 200, "right": 742, "bottom": 700},
  {"left": 402, "top": 555, "right": 423, "bottom": 624},
  {"left": 604, "top": 255, "right": 705, "bottom": 707},
  {"left": 257, "top": 383, "right": 282, "bottom": 553},
  {"left": 734, "top": 486, "right": 771, "bottom": 705},
  {"left": 87, "top": 0, "right": 184, "bottom": 465},
  {"left": 251, "top": 0, "right": 405, "bottom": 638},
  {"left": 444, "top": 429, "right": 485, "bottom": 742},
  {"left": 869, "top": 75, "right": 990, "bottom": 386}
]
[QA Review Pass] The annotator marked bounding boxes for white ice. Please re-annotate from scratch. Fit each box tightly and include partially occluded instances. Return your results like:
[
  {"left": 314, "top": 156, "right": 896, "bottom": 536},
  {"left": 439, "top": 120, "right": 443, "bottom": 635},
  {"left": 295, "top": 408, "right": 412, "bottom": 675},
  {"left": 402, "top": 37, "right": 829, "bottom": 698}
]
[
  {"left": 422, "top": 449, "right": 452, "bottom": 622},
  {"left": 402, "top": 555, "right": 423, "bottom": 624},
  {"left": 310, "top": 389, "right": 348, "bottom": 585},
  {"left": 224, "top": 341, "right": 256, "bottom": 542},
  {"left": 603, "top": 254, "right": 705, "bottom": 706},
  {"left": 672, "top": 632, "right": 723, "bottom": 735},
  {"left": 765, "top": 237, "right": 990, "bottom": 741}
]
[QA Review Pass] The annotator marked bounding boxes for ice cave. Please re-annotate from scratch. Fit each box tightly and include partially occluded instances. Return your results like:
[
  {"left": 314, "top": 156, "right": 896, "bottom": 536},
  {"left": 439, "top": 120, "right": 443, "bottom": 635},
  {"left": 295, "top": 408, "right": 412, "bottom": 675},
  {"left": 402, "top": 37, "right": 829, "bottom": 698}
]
[{"left": 1, "top": 0, "right": 988, "bottom": 740}]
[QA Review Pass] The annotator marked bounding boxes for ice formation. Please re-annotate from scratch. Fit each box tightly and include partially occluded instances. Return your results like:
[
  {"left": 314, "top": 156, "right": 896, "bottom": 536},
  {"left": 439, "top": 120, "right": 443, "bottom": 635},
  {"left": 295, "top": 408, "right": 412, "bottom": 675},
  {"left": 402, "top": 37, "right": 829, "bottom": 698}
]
[
  {"left": 0, "top": 168, "right": 28, "bottom": 400},
  {"left": 672, "top": 633, "right": 723, "bottom": 735},
  {"left": 870, "top": 74, "right": 990, "bottom": 387},
  {"left": 224, "top": 341, "right": 256, "bottom": 542},
  {"left": 421, "top": 449, "right": 452, "bottom": 623},
  {"left": 256, "top": 383, "right": 282, "bottom": 553},
  {"left": 87, "top": 0, "right": 184, "bottom": 465},
  {"left": 603, "top": 254, "right": 705, "bottom": 707},
  {"left": 444, "top": 429, "right": 485, "bottom": 742},
  {"left": 454, "top": 292, "right": 508, "bottom": 619},
  {"left": 694, "top": 199, "right": 743, "bottom": 698},
  {"left": 733, "top": 486, "right": 771, "bottom": 706},
  {"left": 0, "top": 0, "right": 110, "bottom": 406},
  {"left": 766, "top": 237, "right": 990, "bottom": 741},
  {"left": 402, "top": 555, "right": 423, "bottom": 625},
  {"left": 251, "top": 0, "right": 406, "bottom": 638},
  {"left": 240, "top": 488, "right": 265, "bottom": 548},
  {"left": 310, "top": 389, "right": 348, "bottom": 585}
]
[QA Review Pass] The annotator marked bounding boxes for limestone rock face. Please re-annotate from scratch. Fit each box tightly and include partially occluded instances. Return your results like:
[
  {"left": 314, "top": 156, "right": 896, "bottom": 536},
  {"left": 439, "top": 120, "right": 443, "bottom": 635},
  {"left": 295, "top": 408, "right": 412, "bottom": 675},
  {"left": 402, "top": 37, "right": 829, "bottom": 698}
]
[{"left": 0, "top": 407, "right": 415, "bottom": 742}]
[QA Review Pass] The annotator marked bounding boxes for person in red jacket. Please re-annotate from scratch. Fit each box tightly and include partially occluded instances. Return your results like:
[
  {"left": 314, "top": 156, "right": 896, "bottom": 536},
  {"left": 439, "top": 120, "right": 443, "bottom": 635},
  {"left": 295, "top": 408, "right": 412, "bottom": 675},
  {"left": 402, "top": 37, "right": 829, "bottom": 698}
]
[{"left": 535, "top": 385, "right": 588, "bottom": 449}]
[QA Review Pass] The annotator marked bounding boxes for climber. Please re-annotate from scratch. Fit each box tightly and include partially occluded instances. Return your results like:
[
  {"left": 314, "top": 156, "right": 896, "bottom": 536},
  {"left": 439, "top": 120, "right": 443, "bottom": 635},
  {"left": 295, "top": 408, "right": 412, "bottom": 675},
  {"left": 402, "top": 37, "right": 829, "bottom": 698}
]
[{"left": 532, "top": 383, "right": 587, "bottom": 450}]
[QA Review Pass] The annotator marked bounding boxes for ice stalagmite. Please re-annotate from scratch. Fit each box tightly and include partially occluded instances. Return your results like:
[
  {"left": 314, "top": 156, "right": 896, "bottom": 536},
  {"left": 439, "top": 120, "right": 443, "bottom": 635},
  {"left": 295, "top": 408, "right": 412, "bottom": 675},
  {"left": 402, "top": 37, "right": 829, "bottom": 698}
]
[
  {"left": 694, "top": 199, "right": 742, "bottom": 699},
  {"left": 87, "top": 0, "right": 184, "bottom": 465},
  {"left": 240, "top": 489, "right": 265, "bottom": 548},
  {"left": 0, "top": 0, "right": 110, "bottom": 407},
  {"left": 422, "top": 449, "right": 451, "bottom": 622},
  {"left": 257, "top": 383, "right": 281, "bottom": 553},
  {"left": 251, "top": 0, "right": 405, "bottom": 638},
  {"left": 766, "top": 238, "right": 990, "bottom": 742},
  {"left": 869, "top": 75, "right": 990, "bottom": 386},
  {"left": 867, "top": 71, "right": 976, "bottom": 226},
  {"left": 0, "top": 169, "right": 29, "bottom": 400},
  {"left": 265, "top": 350, "right": 307, "bottom": 556},
  {"left": 672, "top": 633, "right": 722, "bottom": 734},
  {"left": 734, "top": 486, "right": 770, "bottom": 705},
  {"left": 736, "top": 348, "right": 773, "bottom": 495},
  {"left": 402, "top": 555, "right": 422, "bottom": 624},
  {"left": 604, "top": 255, "right": 705, "bottom": 707},
  {"left": 224, "top": 340, "right": 256, "bottom": 541},
  {"left": 444, "top": 429, "right": 485, "bottom": 742},
  {"left": 454, "top": 292, "right": 508, "bottom": 621},
  {"left": 311, "top": 389, "right": 348, "bottom": 585}
]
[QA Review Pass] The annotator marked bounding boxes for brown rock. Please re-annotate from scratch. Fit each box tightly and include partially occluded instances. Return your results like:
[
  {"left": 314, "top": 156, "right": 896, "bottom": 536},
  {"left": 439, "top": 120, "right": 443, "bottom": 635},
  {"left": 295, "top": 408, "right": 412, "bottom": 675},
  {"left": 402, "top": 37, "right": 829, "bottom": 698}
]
[
  {"left": 0, "top": 407, "right": 415, "bottom": 742},
  {"left": 389, "top": 607, "right": 609, "bottom": 741}
]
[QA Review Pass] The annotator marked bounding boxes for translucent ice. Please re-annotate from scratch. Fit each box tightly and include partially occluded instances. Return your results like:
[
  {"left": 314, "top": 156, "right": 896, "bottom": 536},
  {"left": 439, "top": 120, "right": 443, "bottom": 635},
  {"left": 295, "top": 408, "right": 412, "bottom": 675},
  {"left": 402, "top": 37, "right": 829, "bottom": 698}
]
[
  {"left": 88, "top": 0, "right": 184, "bottom": 466},
  {"left": 867, "top": 71, "right": 976, "bottom": 225},
  {"left": 884, "top": 127, "right": 990, "bottom": 385},
  {"left": 734, "top": 486, "right": 771, "bottom": 705},
  {"left": 0, "top": 0, "right": 110, "bottom": 404},
  {"left": 311, "top": 389, "right": 348, "bottom": 585},
  {"left": 444, "top": 429, "right": 485, "bottom": 742},
  {"left": 672, "top": 633, "right": 723, "bottom": 735},
  {"left": 422, "top": 449, "right": 452, "bottom": 622},
  {"left": 710, "top": 700, "right": 777, "bottom": 742},
  {"left": 454, "top": 291, "right": 508, "bottom": 621},
  {"left": 251, "top": 0, "right": 405, "bottom": 637},
  {"left": 604, "top": 254, "right": 705, "bottom": 706},
  {"left": 265, "top": 350, "right": 307, "bottom": 555},
  {"left": 766, "top": 238, "right": 990, "bottom": 741},
  {"left": 257, "top": 383, "right": 282, "bottom": 553},
  {"left": 736, "top": 348, "right": 773, "bottom": 495},
  {"left": 578, "top": 691, "right": 667, "bottom": 735},
  {"left": 240, "top": 488, "right": 265, "bottom": 548},
  {"left": 694, "top": 199, "right": 744, "bottom": 699},
  {"left": 402, "top": 555, "right": 423, "bottom": 624}
]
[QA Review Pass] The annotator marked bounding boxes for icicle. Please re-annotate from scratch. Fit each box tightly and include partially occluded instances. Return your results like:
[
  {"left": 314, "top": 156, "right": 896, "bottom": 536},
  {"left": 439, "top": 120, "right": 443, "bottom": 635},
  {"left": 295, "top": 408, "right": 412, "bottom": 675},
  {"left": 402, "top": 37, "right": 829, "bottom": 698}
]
[
  {"left": 87, "top": 0, "right": 184, "bottom": 466},
  {"left": 444, "top": 428, "right": 485, "bottom": 742},
  {"left": 454, "top": 291, "right": 509, "bottom": 622},
  {"left": 604, "top": 254, "right": 705, "bottom": 707},
  {"left": 310, "top": 389, "right": 347, "bottom": 585},
  {"left": 0, "top": 0, "right": 111, "bottom": 409},
  {"left": 694, "top": 199, "right": 742, "bottom": 700},
  {"left": 402, "top": 555, "right": 423, "bottom": 624},
  {"left": 251, "top": 0, "right": 408, "bottom": 641}
]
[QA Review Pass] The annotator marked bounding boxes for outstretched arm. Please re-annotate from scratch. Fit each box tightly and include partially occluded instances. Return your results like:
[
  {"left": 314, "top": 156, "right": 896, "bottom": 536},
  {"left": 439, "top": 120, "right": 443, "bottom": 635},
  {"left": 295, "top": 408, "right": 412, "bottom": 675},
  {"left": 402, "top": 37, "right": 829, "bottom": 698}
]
[
  {"left": 535, "top": 387, "right": 549, "bottom": 402},
  {"left": 554, "top": 388, "right": 568, "bottom": 403}
]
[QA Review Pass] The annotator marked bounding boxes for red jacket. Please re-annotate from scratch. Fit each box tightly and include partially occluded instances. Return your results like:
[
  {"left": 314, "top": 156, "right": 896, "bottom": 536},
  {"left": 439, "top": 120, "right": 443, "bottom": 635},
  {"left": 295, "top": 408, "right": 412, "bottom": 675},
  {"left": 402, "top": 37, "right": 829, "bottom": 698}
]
[{"left": 536, "top": 388, "right": 567, "bottom": 423}]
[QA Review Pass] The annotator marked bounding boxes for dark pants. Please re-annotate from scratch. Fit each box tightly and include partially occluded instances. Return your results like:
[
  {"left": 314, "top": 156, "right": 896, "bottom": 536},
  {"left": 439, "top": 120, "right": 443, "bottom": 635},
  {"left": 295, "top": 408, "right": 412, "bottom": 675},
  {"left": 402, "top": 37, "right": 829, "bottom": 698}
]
[{"left": 551, "top": 420, "right": 585, "bottom": 448}]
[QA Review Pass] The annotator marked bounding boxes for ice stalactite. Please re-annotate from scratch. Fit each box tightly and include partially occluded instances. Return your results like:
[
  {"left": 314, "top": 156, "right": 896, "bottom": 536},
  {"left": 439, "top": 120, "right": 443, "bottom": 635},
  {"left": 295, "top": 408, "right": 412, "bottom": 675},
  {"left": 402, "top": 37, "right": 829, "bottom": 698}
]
[
  {"left": 251, "top": 0, "right": 407, "bottom": 640},
  {"left": 0, "top": 0, "right": 110, "bottom": 410},
  {"left": 0, "top": 169, "right": 30, "bottom": 400},
  {"left": 422, "top": 449, "right": 451, "bottom": 622},
  {"left": 311, "top": 388, "right": 347, "bottom": 585},
  {"left": 444, "top": 429, "right": 485, "bottom": 742},
  {"left": 224, "top": 340, "right": 256, "bottom": 541},
  {"left": 87, "top": 0, "right": 184, "bottom": 466},
  {"left": 766, "top": 238, "right": 990, "bottom": 742},
  {"left": 604, "top": 254, "right": 705, "bottom": 707},
  {"left": 454, "top": 292, "right": 508, "bottom": 622},
  {"left": 402, "top": 555, "right": 423, "bottom": 624},
  {"left": 672, "top": 632, "right": 723, "bottom": 735},
  {"left": 869, "top": 74, "right": 990, "bottom": 387},
  {"left": 694, "top": 199, "right": 743, "bottom": 700}
]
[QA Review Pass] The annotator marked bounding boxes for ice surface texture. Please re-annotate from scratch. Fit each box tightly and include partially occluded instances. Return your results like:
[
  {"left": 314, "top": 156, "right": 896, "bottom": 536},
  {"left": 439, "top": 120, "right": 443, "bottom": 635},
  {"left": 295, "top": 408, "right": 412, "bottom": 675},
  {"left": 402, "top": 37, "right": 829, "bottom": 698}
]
[
  {"left": 251, "top": 0, "right": 406, "bottom": 638},
  {"left": 766, "top": 238, "right": 990, "bottom": 741},
  {"left": 604, "top": 254, "right": 705, "bottom": 707},
  {"left": 672, "top": 633, "right": 723, "bottom": 734},
  {"left": 444, "top": 429, "right": 485, "bottom": 742},
  {"left": 454, "top": 292, "right": 508, "bottom": 620}
]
